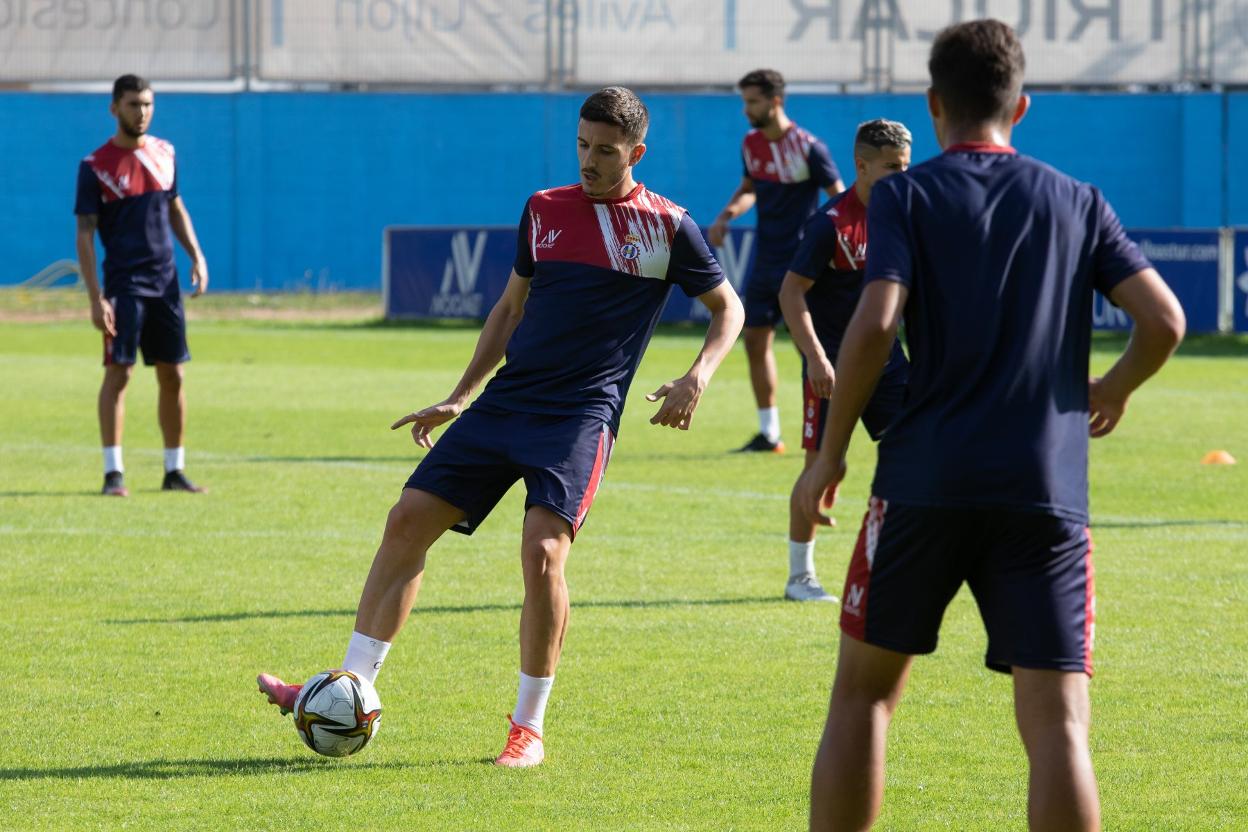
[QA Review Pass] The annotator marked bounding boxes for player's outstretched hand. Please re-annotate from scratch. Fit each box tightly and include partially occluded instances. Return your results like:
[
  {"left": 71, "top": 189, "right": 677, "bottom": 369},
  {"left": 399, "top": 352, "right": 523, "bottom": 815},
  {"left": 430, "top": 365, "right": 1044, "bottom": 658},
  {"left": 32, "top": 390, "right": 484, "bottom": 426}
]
[
  {"left": 1088, "top": 376, "right": 1128, "bottom": 438},
  {"left": 90, "top": 297, "right": 116, "bottom": 337},
  {"left": 190, "top": 258, "right": 209, "bottom": 298},
  {"left": 797, "top": 456, "right": 847, "bottom": 527},
  {"left": 392, "top": 399, "right": 462, "bottom": 448},
  {"left": 646, "top": 374, "right": 706, "bottom": 430}
]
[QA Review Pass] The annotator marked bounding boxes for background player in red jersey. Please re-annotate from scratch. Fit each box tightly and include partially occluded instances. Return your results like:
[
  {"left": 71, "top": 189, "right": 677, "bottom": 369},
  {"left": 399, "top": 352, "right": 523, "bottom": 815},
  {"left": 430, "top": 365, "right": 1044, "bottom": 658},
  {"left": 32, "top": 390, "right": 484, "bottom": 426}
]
[
  {"left": 708, "top": 69, "right": 845, "bottom": 454},
  {"left": 776, "top": 119, "right": 912, "bottom": 603},
  {"left": 797, "top": 21, "right": 1185, "bottom": 831},
  {"left": 75, "top": 75, "right": 209, "bottom": 497},
  {"left": 259, "top": 87, "right": 744, "bottom": 768}
]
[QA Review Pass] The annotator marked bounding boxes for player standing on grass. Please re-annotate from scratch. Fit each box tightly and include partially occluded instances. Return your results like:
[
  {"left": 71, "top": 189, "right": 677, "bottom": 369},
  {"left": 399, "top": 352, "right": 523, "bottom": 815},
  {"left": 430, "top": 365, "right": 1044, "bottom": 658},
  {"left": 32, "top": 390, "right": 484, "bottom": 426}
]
[
  {"left": 259, "top": 87, "right": 744, "bottom": 768},
  {"left": 775, "top": 119, "right": 912, "bottom": 604},
  {"left": 75, "top": 74, "right": 209, "bottom": 497},
  {"left": 707, "top": 69, "right": 845, "bottom": 455},
  {"left": 796, "top": 21, "right": 1184, "bottom": 831}
]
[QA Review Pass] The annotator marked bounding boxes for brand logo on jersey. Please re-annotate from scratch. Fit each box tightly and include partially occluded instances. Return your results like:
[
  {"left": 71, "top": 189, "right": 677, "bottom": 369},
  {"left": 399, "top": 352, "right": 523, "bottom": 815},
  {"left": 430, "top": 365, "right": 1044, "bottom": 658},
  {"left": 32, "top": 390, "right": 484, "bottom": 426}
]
[
  {"left": 536, "top": 228, "right": 563, "bottom": 249},
  {"left": 619, "top": 233, "right": 641, "bottom": 261},
  {"left": 430, "top": 230, "right": 487, "bottom": 317}
]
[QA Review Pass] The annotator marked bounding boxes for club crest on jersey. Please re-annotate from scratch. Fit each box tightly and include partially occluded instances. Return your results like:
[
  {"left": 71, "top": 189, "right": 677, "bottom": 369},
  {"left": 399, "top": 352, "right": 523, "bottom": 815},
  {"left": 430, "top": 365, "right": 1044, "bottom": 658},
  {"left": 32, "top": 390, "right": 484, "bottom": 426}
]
[{"left": 619, "top": 233, "right": 641, "bottom": 261}]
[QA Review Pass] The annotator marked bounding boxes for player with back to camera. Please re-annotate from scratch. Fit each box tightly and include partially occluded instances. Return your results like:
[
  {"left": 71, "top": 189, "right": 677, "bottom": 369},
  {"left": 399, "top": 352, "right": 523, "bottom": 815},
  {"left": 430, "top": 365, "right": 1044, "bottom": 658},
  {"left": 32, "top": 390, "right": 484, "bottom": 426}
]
[
  {"left": 796, "top": 20, "right": 1185, "bottom": 831},
  {"left": 775, "top": 119, "right": 912, "bottom": 604},
  {"left": 259, "top": 87, "right": 745, "bottom": 768},
  {"left": 707, "top": 69, "right": 845, "bottom": 458},
  {"left": 76, "top": 74, "right": 209, "bottom": 497}
]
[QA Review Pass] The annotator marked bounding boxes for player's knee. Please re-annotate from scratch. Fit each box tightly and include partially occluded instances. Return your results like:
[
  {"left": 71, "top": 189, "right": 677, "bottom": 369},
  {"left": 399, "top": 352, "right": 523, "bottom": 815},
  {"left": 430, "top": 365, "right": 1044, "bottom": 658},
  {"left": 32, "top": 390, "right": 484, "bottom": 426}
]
[
  {"left": 521, "top": 536, "right": 566, "bottom": 581},
  {"left": 385, "top": 498, "right": 425, "bottom": 543},
  {"left": 103, "top": 364, "right": 133, "bottom": 390},
  {"left": 155, "top": 363, "right": 184, "bottom": 391}
]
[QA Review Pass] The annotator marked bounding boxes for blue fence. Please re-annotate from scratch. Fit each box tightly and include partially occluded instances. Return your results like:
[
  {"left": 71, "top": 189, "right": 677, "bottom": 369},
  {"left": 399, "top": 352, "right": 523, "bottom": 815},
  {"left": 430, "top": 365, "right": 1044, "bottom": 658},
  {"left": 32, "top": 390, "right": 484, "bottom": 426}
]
[
  {"left": 2, "top": 91, "right": 1247, "bottom": 292},
  {"left": 385, "top": 226, "right": 1238, "bottom": 334}
]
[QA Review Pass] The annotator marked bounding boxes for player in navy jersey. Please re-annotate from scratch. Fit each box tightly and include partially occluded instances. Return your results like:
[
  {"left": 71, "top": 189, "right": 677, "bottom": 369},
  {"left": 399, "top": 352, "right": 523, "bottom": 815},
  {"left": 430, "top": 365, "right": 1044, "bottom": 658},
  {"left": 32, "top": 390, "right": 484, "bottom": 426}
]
[
  {"left": 775, "top": 119, "right": 912, "bottom": 603},
  {"left": 258, "top": 87, "right": 744, "bottom": 768},
  {"left": 708, "top": 69, "right": 845, "bottom": 454},
  {"left": 75, "top": 75, "right": 209, "bottom": 497},
  {"left": 797, "top": 21, "right": 1185, "bottom": 831}
]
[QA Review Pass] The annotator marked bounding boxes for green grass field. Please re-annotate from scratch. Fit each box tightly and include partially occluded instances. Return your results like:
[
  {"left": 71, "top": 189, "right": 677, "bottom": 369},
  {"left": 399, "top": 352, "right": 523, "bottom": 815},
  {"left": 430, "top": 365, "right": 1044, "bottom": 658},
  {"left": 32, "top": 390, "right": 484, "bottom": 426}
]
[{"left": 2, "top": 312, "right": 1246, "bottom": 830}]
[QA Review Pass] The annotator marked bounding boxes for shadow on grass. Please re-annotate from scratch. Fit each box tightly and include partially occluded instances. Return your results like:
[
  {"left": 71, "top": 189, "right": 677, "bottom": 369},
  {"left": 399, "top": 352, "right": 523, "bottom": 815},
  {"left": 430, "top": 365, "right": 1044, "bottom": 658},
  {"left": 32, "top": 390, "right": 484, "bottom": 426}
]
[
  {"left": 107, "top": 595, "right": 783, "bottom": 625},
  {"left": 245, "top": 455, "right": 417, "bottom": 465},
  {"left": 0, "top": 491, "right": 102, "bottom": 498},
  {"left": 0, "top": 755, "right": 410, "bottom": 781},
  {"left": 1091, "top": 518, "right": 1246, "bottom": 529}
]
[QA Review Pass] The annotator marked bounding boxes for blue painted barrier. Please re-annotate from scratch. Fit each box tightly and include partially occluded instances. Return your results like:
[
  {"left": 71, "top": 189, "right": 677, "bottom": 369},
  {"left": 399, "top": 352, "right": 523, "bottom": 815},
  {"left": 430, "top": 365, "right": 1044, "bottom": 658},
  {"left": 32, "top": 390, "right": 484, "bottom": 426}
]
[{"left": 386, "top": 226, "right": 1235, "bottom": 333}]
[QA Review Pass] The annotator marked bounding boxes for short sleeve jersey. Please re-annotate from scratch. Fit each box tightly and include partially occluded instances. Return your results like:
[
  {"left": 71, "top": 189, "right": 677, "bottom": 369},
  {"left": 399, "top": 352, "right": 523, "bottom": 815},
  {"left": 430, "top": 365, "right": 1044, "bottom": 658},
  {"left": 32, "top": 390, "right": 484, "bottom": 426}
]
[
  {"left": 742, "top": 125, "right": 840, "bottom": 276},
  {"left": 75, "top": 137, "right": 179, "bottom": 298},
  {"left": 788, "top": 186, "right": 906, "bottom": 375},
  {"left": 864, "top": 144, "right": 1152, "bottom": 522},
  {"left": 473, "top": 183, "right": 725, "bottom": 434}
]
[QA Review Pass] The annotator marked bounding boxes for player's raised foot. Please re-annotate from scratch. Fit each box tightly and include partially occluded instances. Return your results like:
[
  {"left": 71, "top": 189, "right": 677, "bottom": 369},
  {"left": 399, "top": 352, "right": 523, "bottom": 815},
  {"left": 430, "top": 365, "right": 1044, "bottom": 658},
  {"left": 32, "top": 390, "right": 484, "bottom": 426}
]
[
  {"left": 257, "top": 673, "right": 302, "bottom": 716},
  {"left": 102, "top": 470, "right": 129, "bottom": 497},
  {"left": 735, "top": 432, "right": 785, "bottom": 454},
  {"left": 162, "top": 469, "right": 206, "bottom": 493},
  {"left": 785, "top": 574, "right": 837, "bottom": 603},
  {"left": 493, "top": 716, "right": 544, "bottom": 768}
]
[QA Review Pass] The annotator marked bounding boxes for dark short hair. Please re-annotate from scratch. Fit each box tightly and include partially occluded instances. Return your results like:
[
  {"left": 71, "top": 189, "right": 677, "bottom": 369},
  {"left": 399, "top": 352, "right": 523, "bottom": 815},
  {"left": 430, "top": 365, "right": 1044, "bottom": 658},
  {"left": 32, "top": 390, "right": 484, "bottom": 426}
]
[
  {"left": 854, "top": 119, "right": 912, "bottom": 157},
  {"left": 112, "top": 74, "right": 151, "bottom": 102},
  {"left": 928, "top": 20, "right": 1025, "bottom": 126},
  {"left": 580, "top": 86, "right": 649, "bottom": 145},
  {"left": 738, "top": 68, "right": 785, "bottom": 100}
]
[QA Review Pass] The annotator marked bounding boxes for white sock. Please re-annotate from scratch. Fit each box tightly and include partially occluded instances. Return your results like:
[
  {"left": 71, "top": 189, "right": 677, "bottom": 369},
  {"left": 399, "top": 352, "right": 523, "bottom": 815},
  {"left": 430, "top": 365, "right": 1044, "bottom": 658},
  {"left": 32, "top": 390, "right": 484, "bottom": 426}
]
[
  {"left": 513, "top": 671, "right": 554, "bottom": 735},
  {"left": 789, "top": 539, "right": 816, "bottom": 580},
  {"left": 164, "top": 447, "right": 185, "bottom": 473},
  {"left": 103, "top": 446, "right": 123, "bottom": 474},
  {"left": 759, "top": 407, "right": 781, "bottom": 442},
  {"left": 342, "top": 631, "right": 391, "bottom": 685}
]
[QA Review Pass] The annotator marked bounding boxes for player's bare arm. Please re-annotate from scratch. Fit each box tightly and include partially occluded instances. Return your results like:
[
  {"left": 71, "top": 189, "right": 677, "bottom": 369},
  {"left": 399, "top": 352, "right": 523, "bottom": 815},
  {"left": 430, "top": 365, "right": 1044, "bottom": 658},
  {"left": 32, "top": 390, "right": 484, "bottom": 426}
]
[
  {"left": 778, "top": 270, "right": 834, "bottom": 397},
  {"left": 75, "top": 213, "right": 116, "bottom": 337},
  {"left": 647, "top": 280, "right": 744, "bottom": 430},
  {"left": 1088, "top": 267, "right": 1185, "bottom": 437},
  {"left": 392, "top": 269, "right": 530, "bottom": 448},
  {"left": 169, "top": 196, "right": 208, "bottom": 297},
  {"left": 825, "top": 181, "right": 846, "bottom": 198},
  {"left": 798, "top": 279, "right": 907, "bottom": 525},
  {"left": 707, "top": 176, "right": 757, "bottom": 246}
]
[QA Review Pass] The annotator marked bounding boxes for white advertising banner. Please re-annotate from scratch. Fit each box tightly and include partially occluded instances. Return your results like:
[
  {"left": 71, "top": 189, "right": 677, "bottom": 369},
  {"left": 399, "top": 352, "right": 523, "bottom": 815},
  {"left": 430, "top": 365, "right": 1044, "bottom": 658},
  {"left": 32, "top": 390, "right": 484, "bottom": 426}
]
[
  {"left": 1214, "top": 0, "right": 1248, "bottom": 83},
  {"left": 0, "top": 0, "right": 235, "bottom": 81},
  {"left": 255, "top": 0, "right": 547, "bottom": 84},
  {"left": 573, "top": 0, "right": 1186, "bottom": 87}
]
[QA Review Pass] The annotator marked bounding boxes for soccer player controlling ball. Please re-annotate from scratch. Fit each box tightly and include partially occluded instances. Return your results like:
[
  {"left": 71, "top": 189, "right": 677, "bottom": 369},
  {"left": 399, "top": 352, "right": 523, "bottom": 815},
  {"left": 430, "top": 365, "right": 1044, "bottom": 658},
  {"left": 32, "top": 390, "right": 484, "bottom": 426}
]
[
  {"left": 259, "top": 87, "right": 744, "bottom": 767},
  {"left": 797, "top": 20, "right": 1185, "bottom": 831}
]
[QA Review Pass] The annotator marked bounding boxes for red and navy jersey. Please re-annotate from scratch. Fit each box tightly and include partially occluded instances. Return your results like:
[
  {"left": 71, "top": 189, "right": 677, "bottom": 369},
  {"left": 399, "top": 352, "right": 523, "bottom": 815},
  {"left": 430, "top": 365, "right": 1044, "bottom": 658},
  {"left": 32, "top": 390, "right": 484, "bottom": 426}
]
[
  {"left": 742, "top": 124, "right": 840, "bottom": 278},
  {"left": 789, "top": 186, "right": 904, "bottom": 376},
  {"left": 864, "top": 145, "right": 1152, "bottom": 523},
  {"left": 75, "top": 137, "right": 179, "bottom": 298},
  {"left": 473, "top": 183, "right": 725, "bottom": 434}
]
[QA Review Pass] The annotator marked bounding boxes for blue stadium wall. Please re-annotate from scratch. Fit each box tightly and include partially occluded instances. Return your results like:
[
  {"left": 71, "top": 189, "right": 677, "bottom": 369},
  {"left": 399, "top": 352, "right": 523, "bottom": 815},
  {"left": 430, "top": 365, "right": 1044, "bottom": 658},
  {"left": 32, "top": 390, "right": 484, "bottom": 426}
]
[{"left": 2, "top": 91, "right": 1243, "bottom": 290}]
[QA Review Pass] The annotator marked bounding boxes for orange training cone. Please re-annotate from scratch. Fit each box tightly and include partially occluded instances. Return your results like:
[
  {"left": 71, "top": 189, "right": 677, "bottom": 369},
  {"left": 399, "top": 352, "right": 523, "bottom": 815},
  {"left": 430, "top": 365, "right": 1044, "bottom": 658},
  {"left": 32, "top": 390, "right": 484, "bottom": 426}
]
[{"left": 1201, "top": 450, "right": 1237, "bottom": 465}]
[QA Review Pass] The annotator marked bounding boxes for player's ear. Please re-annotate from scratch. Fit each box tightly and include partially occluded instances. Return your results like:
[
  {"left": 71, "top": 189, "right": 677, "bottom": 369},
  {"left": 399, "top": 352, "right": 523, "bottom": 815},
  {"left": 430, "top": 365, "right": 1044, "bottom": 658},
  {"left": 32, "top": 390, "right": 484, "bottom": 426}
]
[
  {"left": 926, "top": 87, "right": 941, "bottom": 120},
  {"left": 629, "top": 142, "right": 647, "bottom": 167},
  {"left": 1011, "top": 93, "right": 1030, "bottom": 126}
]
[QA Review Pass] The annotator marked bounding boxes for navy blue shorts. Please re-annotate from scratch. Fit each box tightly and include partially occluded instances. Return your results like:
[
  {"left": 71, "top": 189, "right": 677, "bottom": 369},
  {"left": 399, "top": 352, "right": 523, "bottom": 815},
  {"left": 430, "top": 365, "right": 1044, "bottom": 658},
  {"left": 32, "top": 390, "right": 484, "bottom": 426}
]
[
  {"left": 405, "top": 407, "right": 615, "bottom": 538},
  {"left": 741, "top": 266, "right": 786, "bottom": 329},
  {"left": 104, "top": 291, "right": 190, "bottom": 366},
  {"left": 802, "top": 366, "right": 907, "bottom": 449},
  {"left": 840, "top": 498, "right": 1095, "bottom": 675}
]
